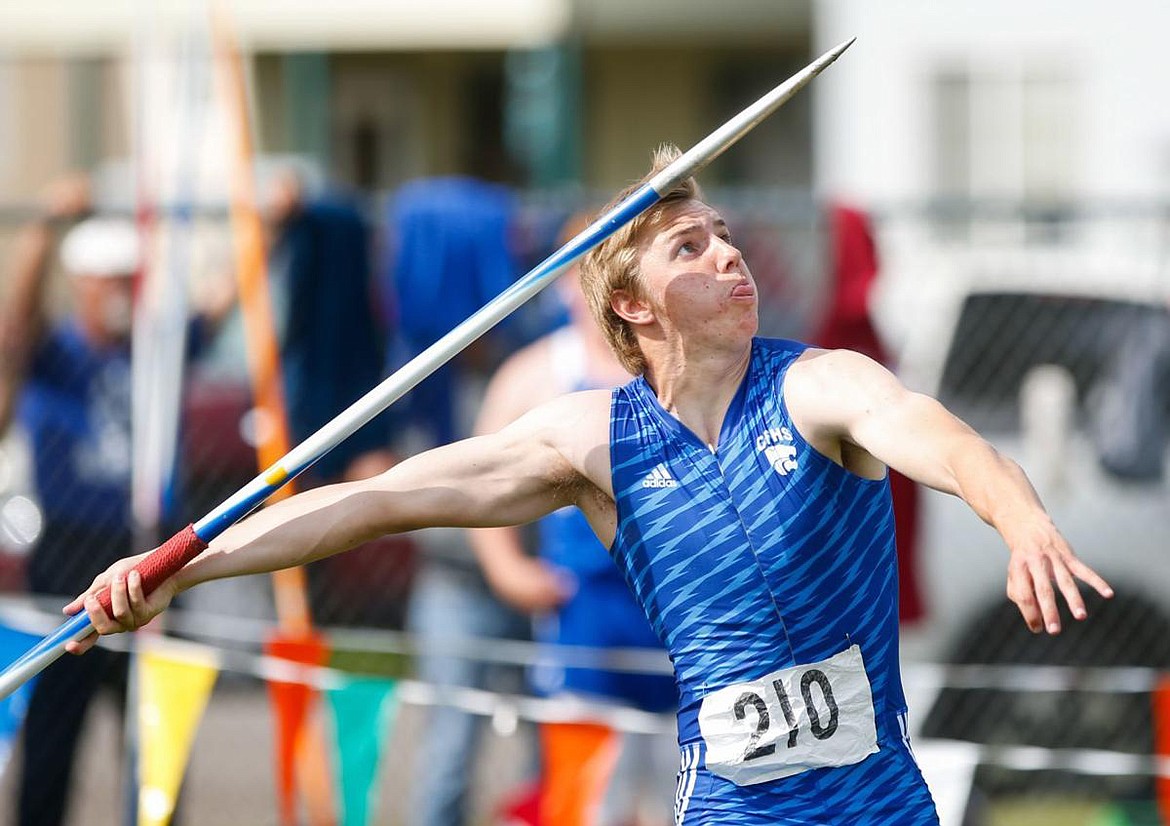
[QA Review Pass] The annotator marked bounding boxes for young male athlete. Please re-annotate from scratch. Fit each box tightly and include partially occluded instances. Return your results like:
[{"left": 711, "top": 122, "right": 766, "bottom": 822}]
[
  {"left": 69, "top": 146, "right": 1113, "bottom": 824},
  {"left": 470, "top": 213, "right": 678, "bottom": 825}
]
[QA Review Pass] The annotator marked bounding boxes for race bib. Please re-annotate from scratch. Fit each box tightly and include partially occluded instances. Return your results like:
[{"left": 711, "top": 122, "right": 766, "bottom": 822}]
[{"left": 697, "top": 645, "right": 878, "bottom": 786}]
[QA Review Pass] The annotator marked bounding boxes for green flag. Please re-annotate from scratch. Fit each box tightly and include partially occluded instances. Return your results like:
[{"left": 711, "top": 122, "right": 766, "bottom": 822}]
[{"left": 328, "top": 677, "right": 398, "bottom": 826}]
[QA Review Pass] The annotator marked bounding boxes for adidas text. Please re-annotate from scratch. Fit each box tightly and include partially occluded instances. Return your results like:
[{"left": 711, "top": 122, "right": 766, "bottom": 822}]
[{"left": 642, "top": 465, "right": 678, "bottom": 489}]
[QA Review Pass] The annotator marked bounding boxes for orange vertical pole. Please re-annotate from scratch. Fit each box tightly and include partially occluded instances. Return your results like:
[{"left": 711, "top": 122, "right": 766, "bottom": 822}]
[{"left": 210, "top": 8, "right": 335, "bottom": 825}]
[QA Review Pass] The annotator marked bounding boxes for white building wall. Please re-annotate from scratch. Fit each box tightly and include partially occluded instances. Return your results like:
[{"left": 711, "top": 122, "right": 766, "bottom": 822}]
[{"left": 813, "top": 0, "right": 1170, "bottom": 204}]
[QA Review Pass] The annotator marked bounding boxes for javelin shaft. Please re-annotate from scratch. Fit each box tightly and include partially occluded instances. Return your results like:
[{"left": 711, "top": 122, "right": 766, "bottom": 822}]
[{"left": 0, "top": 37, "right": 854, "bottom": 700}]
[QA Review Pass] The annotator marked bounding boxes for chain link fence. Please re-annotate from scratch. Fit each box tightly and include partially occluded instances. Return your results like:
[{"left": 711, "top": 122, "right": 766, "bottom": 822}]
[{"left": 876, "top": 203, "right": 1170, "bottom": 825}]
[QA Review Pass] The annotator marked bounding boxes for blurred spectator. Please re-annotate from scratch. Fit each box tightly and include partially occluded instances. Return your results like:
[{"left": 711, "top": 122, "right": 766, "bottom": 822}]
[
  {"left": 471, "top": 214, "right": 677, "bottom": 826},
  {"left": 266, "top": 169, "right": 395, "bottom": 484},
  {"left": 0, "top": 177, "right": 229, "bottom": 826},
  {"left": 383, "top": 177, "right": 536, "bottom": 826},
  {"left": 383, "top": 176, "right": 531, "bottom": 446},
  {"left": 263, "top": 169, "right": 411, "bottom": 628},
  {"left": 812, "top": 202, "right": 925, "bottom": 624}
]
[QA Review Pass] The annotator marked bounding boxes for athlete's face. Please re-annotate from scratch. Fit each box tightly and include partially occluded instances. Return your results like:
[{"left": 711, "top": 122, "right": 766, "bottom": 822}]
[{"left": 619, "top": 200, "right": 758, "bottom": 345}]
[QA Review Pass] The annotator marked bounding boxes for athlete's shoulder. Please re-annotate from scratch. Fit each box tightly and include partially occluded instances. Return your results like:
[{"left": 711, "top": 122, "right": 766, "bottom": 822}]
[
  {"left": 519, "top": 388, "right": 612, "bottom": 447},
  {"left": 783, "top": 347, "right": 903, "bottom": 434},
  {"left": 522, "top": 388, "right": 614, "bottom": 496},
  {"left": 786, "top": 346, "right": 892, "bottom": 389}
]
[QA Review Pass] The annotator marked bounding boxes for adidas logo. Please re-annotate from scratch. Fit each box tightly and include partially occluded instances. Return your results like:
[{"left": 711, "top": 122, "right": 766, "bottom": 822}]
[{"left": 641, "top": 463, "right": 678, "bottom": 489}]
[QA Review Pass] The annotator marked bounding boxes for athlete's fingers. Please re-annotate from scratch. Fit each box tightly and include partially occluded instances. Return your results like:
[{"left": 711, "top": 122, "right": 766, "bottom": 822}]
[
  {"left": 1052, "top": 559, "right": 1086, "bottom": 621},
  {"left": 1066, "top": 556, "right": 1114, "bottom": 600},
  {"left": 65, "top": 630, "right": 99, "bottom": 656},
  {"left": 126, "top": 570, "right": 150, "bottom": 627},
  {"left": 1015, "top": 593, "right": 1043, "bottom": 634},
  {"left": 1028, "top": 556, "right": 1061, "bottom": 635},
  {"left": 1006, "top": 565, "right": 1043, "bottom": 633},
  {"left": 1045, "top": 532, "right": 1115, "bottom": 601},
  {"left": 108, "top": 573, "right": 129, "bottom": 626},
  {"left": 84, "top": 595, "right": 117, "bottom": 635}
]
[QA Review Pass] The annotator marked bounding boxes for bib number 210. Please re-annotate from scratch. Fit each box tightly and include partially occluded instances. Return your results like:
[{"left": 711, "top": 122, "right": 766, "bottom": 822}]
[
  {"left": 736, "top": 667, "right": 838, "bottom": 760},
  {"left": 697, "top": 644, "right": 878, "bottom": 786}
]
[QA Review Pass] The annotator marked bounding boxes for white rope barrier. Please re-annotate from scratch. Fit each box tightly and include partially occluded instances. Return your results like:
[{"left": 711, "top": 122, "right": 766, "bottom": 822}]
[
  {"left": 1, "top": 597, "right": 1167, "bottom": 776},
  {"left": 1, "top": 596, "right": 1165, "bottom": 690}
]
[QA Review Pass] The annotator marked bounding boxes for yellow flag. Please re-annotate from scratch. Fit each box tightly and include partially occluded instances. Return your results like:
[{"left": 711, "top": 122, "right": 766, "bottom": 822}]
[{"left": 137, "top": 645, "right": 219, "bottom": 826}]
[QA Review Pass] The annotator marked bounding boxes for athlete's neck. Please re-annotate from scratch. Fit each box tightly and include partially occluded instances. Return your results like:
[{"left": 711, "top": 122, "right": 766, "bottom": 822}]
[{"left": 643, "top": 340, "right": 752, "bottom": 448}]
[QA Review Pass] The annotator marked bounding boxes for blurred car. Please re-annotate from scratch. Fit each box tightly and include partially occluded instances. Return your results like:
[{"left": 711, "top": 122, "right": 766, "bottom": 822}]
[
  {"left": 918, "top": 290, "right": 1170, "bottom": 636},
  {"left": 877, "top": 241, "right": 1170, "bottom": 809}
]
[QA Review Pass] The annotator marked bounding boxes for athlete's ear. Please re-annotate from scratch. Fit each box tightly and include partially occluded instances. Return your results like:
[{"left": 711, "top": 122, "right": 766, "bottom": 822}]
[{"left": 611, "top": 289, "right": 655, "bottom": 327}]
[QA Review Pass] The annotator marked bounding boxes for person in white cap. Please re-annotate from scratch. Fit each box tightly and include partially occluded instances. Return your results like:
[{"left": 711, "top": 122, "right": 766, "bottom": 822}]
[
  {"left": 0, "top": 177, "right": 142, "bottom": 826},
  {"left": 0, "top": 178, "right": 230, "bottom": 826}
]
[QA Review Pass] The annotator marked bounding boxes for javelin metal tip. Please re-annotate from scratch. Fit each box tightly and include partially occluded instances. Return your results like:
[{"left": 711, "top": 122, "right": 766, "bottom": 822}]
[
  {"left": 648, "top": 35, "right": 857, "bottom": 192},
  {"left": 820, "top": 37, "right": 857, "bottom": 66}
]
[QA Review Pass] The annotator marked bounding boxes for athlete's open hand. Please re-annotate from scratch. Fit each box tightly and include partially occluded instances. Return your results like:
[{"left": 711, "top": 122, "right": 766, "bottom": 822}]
[
  {"left": 62, "top": 553, "right": 179, "bottom": 655},
  {"left": 1003, "top": 516, "right": 1113, "bottom": 634}
]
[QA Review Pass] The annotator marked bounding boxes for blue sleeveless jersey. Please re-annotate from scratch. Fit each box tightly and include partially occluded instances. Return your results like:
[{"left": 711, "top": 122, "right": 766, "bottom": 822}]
[{"left": 609, "top": 338, "right": 937, "bottom": 824}]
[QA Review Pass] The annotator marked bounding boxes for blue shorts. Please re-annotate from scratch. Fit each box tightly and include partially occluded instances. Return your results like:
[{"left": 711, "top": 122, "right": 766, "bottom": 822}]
[{"left": 673, "top": 721, "right": 939, "bottom": 824}]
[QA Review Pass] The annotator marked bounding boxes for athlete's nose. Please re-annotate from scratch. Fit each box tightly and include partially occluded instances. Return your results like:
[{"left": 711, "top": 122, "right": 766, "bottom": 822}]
[{"left": 713, "top": 235, "right": 743, "bottom": 273}]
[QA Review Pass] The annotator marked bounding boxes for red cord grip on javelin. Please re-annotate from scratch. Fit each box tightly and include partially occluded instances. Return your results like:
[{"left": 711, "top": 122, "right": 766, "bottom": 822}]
[{"left": 94, "top": 524, "right": 208, "bottom": 617}]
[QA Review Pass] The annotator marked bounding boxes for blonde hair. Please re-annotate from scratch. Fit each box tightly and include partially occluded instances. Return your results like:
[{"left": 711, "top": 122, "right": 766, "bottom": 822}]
[{"left": 579, "top": 144, "right": 703, "bottom": 375}]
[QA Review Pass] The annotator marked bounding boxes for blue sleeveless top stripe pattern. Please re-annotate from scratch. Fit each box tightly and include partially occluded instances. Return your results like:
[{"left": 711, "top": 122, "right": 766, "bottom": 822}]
[{"left": 609, "top": 338, "right": 937, "bottom": 823}]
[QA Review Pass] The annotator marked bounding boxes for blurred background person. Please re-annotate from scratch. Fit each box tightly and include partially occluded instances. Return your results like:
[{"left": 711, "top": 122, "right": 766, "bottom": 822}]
[
  {"left": 383, "top": 174, "right": 538, "bottom": 826},
  {"left": 0, "top": 180, "right": 135, "bottom": 826},
  {"left": 265, "top": 167, "right": 395, "bottom": 486},
  {"left": 0, "top": 177, "right": 230, "bottom": 826},
  {"left": 811, "top": 203, "right": 925, "bottom": 625},
  {"left": 263, "top": 167, "right": 409, "bottom": 629},
  {"left": 471, "top": 214, "right": 678, "bottom": 826}
]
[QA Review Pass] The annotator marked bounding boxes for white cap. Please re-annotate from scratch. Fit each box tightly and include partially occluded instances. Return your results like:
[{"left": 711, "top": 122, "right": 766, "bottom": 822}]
[{"left": 59, "top": 218, "right": 140, "bottom": 278}]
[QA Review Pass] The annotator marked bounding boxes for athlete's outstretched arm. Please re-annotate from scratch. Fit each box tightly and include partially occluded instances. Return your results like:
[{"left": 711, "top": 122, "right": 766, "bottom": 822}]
[
  {"left": 66, "top": 399, "right": 588, "bottom": 651},
  {"left": 787, "top": 348, "right": 1113, "bottom": 636},
  {"left": 468, "top": 340, "right": 576, "bottom": 612}
]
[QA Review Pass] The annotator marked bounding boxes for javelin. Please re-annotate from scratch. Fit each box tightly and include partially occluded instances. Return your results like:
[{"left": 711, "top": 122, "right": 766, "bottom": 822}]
[{"left": 0, "top": 36, "right": 854, "bottom": 700}]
